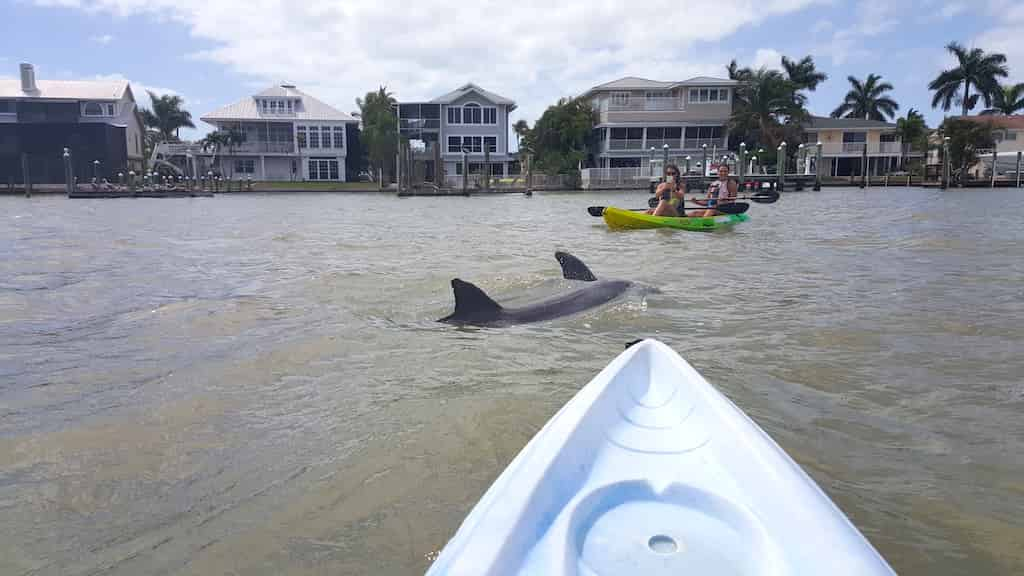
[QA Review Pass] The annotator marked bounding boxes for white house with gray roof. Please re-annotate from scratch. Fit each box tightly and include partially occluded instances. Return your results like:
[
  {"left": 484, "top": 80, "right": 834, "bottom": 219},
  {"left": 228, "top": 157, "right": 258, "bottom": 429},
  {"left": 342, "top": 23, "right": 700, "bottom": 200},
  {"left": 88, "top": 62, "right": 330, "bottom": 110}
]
[
  {"left": 397, "top": 83, "right": 518, "bottom": 185},
  {"left": 802, "top": 116, "right": 907, "bottom": 176},
  {"left": 192, "top": 83, "right": 357, "bottom": 181},
  {"left": 584, "top": 76, "right": 739, "bottom": 170}
]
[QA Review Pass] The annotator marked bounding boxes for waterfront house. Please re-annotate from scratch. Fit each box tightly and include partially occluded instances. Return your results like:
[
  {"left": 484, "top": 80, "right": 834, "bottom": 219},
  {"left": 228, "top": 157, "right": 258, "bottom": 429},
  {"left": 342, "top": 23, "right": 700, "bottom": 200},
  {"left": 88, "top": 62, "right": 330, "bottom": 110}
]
[
  {"left": 948, "top": 115, "right": 1024, "bottom": 178},
  {"left": 167, "top": 83, "right": 358, "bottom": 182},
  {"left": 0, "top": 63, "right": 145, "bottom": 184},
  {"left": 397, "top": 83, "right": 518, "bottom": 185},
  {"left": 584, "top": 76, "right": 739, "bottom": 170},
  {"left": 802, "top": 116, "right": 908, "bottom": 176}
]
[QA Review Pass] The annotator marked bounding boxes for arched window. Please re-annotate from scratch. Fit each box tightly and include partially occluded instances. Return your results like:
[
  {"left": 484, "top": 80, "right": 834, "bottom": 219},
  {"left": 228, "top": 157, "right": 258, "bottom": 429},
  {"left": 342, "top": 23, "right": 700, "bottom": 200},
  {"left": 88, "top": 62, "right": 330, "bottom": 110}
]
[{"left": 82, "top": 102, "right": 104, "bottom": 116}]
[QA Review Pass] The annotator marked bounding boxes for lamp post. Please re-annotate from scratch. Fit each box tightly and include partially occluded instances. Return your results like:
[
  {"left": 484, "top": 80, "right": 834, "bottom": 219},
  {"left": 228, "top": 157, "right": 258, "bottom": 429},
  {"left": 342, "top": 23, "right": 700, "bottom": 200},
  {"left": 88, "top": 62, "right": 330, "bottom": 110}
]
[
  {"left": 814, "top": 141, "right": 823, "bottom": 191},
  {"left": 92, "top": 159, "right": 100, "bottom": 182},
  {"left": 62, "top": 148, "right": 72, "bottom": 196},
  {"left": 662, "top": 143, "right": 669, "bottom": 175},
  {"left": 684, "top": 155, "right": 691, "bottom": 176},
  {"left": 701, "top": 143, "right": 708, "bottom": 179},
  {"left": 942, "top": 136, "right": 951, "bottom": 190}
]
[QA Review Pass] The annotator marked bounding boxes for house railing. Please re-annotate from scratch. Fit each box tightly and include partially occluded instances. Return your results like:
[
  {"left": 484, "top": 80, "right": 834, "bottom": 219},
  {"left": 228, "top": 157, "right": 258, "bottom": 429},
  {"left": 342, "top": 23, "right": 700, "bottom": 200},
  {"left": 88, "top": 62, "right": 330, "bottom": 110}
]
[
  {"left": 607, "top": 139, "right": 645, "bottom": 150},
  {"left": 603, "top": 97, "right": 685, "bottom": 112},
  {"left": 400, "top": 118, "right": 441, "bottom": 130},
  {"left": 682, "top": 138, "right": 727, "bottom": 150}
]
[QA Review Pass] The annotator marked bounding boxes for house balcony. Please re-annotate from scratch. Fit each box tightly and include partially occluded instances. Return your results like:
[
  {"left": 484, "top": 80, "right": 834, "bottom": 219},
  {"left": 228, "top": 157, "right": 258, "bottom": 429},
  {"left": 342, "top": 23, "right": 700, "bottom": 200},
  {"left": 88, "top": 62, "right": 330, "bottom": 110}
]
[
  {"left": 601, "top": 97, "right": 684, "bottom": 112},
  {"left": 600, "top": 138, "right": 727, "bottom": 153},
  {"left": 400, "top": 118, "right": 441, "bottom": 131},
  {"left": 820, "top": 142, "right": 904, "bottom": 156},
  {"left": 234, "top": 142, "right": 297, "bottom": 154}
]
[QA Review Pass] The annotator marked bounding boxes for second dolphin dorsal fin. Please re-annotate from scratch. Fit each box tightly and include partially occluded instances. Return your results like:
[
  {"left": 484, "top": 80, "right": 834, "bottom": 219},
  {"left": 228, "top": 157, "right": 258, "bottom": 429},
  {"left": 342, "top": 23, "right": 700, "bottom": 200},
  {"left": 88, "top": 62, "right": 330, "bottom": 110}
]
[{"left": 555, "top": 251, "right": 597, "bottom": 282}]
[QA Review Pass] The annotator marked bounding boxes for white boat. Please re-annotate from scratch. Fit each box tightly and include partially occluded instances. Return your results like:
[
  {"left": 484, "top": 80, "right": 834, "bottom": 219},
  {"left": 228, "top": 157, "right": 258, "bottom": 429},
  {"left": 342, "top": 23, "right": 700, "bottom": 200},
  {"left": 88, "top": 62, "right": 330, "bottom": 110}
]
[{"left": 426, "top": 339, "right": 895, "bottom": 575}]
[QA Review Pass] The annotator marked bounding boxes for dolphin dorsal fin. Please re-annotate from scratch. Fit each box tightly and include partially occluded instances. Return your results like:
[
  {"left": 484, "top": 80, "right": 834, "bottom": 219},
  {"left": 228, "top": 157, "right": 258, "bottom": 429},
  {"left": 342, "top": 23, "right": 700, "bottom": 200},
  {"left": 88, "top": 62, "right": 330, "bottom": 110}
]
[
  {"left": 450, "top": 278, "right": 503, "bottom": 318},
  {"left": 555, "top": 251, "right": 597, "bottom": 282}
]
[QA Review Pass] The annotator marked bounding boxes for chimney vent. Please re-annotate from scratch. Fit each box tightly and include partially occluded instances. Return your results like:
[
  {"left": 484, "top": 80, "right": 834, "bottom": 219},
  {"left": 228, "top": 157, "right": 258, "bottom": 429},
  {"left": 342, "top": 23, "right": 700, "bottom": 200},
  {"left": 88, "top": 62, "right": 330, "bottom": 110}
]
[{"left": 20, "top": 63, "right": 38, "bottom": 94}]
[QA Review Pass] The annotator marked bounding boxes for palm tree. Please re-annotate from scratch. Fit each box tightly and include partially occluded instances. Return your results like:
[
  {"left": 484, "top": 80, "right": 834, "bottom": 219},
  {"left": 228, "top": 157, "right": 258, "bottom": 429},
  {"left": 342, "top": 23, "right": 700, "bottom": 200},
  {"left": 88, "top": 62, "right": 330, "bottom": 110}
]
[
  {"left": 730, "top": 68, "right": 808, "bottom": 150},
  {"left": 141, "top": 91, "right": 195, "bottom": 142},
  {"left": 929, "top": 42, "right": 1009, "bottom": 116},
  {"left": 981, "top": 83, "right": 1024, "bottom": 115},
  {"left": 200, "top": 130, "right": 229, "bottom": 175},
  {"left": 782, "top": 55, "right": 828, "bottom": 92},
  {"left": 512, "top": 119, "right": 530, "bottom": 150},
  {"left": 895, "top": 108, "right": 928, "bottom": 171},
  {"left": 831, "top": 74, "right": 899, "bottom": 120}
]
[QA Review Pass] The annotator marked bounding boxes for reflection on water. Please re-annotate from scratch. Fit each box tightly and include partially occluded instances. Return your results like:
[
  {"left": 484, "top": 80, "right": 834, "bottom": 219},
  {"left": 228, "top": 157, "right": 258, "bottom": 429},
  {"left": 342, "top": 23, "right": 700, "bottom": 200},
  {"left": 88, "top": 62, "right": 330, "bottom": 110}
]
[{"left": 1, "top": 188, "right": 1022, "bottom": 575}]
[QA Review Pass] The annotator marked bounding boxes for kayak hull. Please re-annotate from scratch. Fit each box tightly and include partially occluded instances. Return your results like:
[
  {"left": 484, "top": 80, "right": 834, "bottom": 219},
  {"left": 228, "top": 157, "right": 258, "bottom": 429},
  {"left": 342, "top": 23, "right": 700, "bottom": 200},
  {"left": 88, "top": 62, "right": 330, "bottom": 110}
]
[
  {"left": 603, "top": 206, "right": 749, "bottom": 230},
  {"left": 426, "top": 339, "right": 894, "bottom": 576}
]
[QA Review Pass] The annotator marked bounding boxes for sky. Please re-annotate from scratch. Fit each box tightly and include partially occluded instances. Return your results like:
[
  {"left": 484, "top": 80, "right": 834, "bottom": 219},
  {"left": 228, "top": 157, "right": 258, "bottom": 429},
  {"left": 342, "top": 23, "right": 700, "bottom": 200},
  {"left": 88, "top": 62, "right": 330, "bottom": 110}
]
[{"left": 2, "top": 0, "right": 1022, "bottom": 142}]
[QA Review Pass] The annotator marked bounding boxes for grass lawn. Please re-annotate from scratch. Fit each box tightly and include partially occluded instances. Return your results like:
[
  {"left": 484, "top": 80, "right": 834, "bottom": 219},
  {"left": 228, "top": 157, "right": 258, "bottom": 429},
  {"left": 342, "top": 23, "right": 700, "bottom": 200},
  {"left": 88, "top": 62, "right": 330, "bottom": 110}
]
[{"left": 250, "top": 181, "right": 385, "bottom": 191}]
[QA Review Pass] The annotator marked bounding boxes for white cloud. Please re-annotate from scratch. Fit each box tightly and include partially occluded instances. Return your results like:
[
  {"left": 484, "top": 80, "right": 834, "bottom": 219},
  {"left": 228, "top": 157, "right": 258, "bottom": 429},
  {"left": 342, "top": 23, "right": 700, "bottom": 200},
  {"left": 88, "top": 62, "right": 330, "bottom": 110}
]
[
  {"left": 90, "top": 34, "right": 114, "bottom": 44},
  {"left": 811, "top": 19, "right": 833, "bottom": 35},
  {"left": 33, "top": 0, "right": 826, "bottom": 123},
  {"left": 938, "top": 2, "right": 967, "bottom": 19},
  {"left": 752, "top": 48, "right": 783, "bottom": 70},
  {"left": 818, "top": 0, "right": 899, "bottom": 65}
]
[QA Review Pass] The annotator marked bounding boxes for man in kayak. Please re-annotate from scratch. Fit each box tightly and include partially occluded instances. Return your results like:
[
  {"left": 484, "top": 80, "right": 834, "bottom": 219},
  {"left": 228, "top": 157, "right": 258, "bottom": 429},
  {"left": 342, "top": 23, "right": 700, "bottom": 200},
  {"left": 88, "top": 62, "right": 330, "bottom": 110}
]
[
  {"left": 693, "top": 163, "right": 738, "bottom": 217},
  {"left": 646, "top": 164, "right": 686, "bottom": 217}
]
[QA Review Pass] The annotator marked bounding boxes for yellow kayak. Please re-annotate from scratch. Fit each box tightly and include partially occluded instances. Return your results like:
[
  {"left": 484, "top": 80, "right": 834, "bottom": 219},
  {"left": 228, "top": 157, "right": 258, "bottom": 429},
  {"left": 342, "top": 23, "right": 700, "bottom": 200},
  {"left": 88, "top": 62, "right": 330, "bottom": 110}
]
[{"left": 602, "top": 207, "right": 750, "bottom": 231}]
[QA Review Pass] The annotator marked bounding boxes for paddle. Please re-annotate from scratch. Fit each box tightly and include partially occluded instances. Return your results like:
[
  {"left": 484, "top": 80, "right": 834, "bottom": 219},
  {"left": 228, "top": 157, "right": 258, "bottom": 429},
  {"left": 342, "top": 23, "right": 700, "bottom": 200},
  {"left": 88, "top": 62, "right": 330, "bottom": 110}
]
[
  {"left": 586, "top": 202, "right": 750, "bottom": 217},
  {"left": 585, "top": 191, "right": 778, "bottom": 217}
]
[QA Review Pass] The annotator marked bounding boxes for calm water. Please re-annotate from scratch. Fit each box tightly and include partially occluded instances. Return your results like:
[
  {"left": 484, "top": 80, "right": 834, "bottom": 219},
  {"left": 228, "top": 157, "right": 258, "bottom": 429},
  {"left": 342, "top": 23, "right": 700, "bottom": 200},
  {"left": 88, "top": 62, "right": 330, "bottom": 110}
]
[{"left": 1, "top": 188, "right": 1022, "bottom": 575}]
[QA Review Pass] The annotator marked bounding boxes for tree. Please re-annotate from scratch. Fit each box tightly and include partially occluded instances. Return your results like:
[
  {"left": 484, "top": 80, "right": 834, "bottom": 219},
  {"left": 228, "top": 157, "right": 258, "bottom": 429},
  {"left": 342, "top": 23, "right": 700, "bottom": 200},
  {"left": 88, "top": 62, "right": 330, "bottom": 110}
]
[
  {"left": 357, "top": 86, "right": 398, "bottom": 183},
  {"left": 730, "top": 67, "right": 808, "bottom": 151},
  {"left": 895, "top": 108, "right": 928, "bottom": 171},
  {"left": 199, "top": 130, "right": 230, "bottom": 175},
  {"left": 981, "top": 83, "right": 1024, "bottom": 115},
  {"left": 726, "top": 59, "right": 752, "bottom": 82},
  {"left": 782, "top": 55, "right": 828, "bottom": 92},
  {"left": 141, "top": 91, "right": 194, "bottom": 142},
  {"left": 929, "top": 42, "right": 1009, "bottom": 116},
  {"left": 831, "top": 74, "right": 899, "bottom": 120},
  {"left": 512, "top": 119, "right": 530, "bottom": 149},
  {"left": 524, "top": 97, "right": 595, "bottom": 176},
  {"left": 939, "top": 117, "right": 995, "bottom": 184}
]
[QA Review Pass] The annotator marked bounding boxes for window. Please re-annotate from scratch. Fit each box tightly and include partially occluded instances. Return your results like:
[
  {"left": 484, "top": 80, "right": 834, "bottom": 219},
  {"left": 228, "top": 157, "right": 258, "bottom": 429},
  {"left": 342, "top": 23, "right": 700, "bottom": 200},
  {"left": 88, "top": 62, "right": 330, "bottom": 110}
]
[
  {"left": 467, "top": 162, "right": 484, "bottom": 174},
  {"left": 448, "top": 136, "right": 462, "bottom": 153},
  {"left": 333, "top": 126, "right": 345, "bottom": 148},
  {"left": 234, "top": 159, "right": 256, "bottom": 174},
  {"left": 270, "top": 100, "right": 278, "bottom": 113},
  {"left": 507, "top": 160, "right": 522, "bottom": 175},
  {"left": 880, "top": 133, "right": 898, "bottom": 142},
  {"left": 646, "top": 91, "right": 671, "bottom": 100},
  {"left": 688, "top": 88, "right": 728, "bottom": 104},
  {"left": 664, "top": 127, "right": 682, "bottom": 139},
  {"left": 447, "top": 107, "right": 461, "bottom": 124},
  {"left": 261, "top": 100, "right": 268, "bottom": 113},
  {"left": 455, "top": 162, "right": 463, "bottom": 175},
  {"left": 82, "top": 101, "right": 114, "bottom": 116},
  {"left": 463, "top": 103, "right": 482, "bottom": 124},
  {"left": 465, "top": 136, "right": 482, "bottom": 153},
  {"left": 610, "top": 92, "right": 630, "bottom": 106},
  {"left": 484, "top": 136, "right": 497, "bottom": 153},
  {"left": 0, "top": 100, "right": 15, "bottom": 114},
  {"left": 483, "top": 107, "right": 497, "bottom": 124},
  {"left": 490, "top": 163, "right": 503, "bottom": 176},
  {"left": 1008, "top": 132, "right": 1018, "bottom": 141},
  {"left": 309, "top": 126, "right": 320, "bottom": 148},
  {"left": 286, "top": 100, "right": 293, "bottom": 112},
  {"left": 297, "top": 126, "right": 307, "bottom": 148},
  {"left": 308, "top": 158, "right": 340, "bottom": 181},
  {"left": 842, "top": 132, "right": 867, "bottom": 143}
]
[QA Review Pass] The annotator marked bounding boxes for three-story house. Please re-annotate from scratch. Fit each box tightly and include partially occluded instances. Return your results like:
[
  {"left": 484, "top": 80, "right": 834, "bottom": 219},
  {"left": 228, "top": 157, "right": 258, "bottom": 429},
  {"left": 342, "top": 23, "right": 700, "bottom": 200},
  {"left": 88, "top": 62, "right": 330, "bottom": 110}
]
[
  {"left": 398, "top": 83, "right": 518, "bottom": 186},
  {"left": 584, "top": 76, "right": 739, "bottom": 171},
  {"left": 198, "top": 83, "right": 357, "bottom": 181}
]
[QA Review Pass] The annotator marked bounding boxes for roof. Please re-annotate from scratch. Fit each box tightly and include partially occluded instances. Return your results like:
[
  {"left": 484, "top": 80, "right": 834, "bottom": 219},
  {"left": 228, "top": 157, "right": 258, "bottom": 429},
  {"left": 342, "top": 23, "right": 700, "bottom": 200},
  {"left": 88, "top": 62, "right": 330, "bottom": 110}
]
[
  {"left": 803, "top": 116, "right": 897, "bottom": 130},
  {"left": 428, "top": 83, "right": 516, "bottom": 109},
  {"left": 585, "top": 76, "right": 739, "bottom": 94},
  {"left": 201, "top": 84, "right": 356, "bottom": 123},
  {"left": 0, "top": 78, "right": 128, "bottom": 100},
  {"left": 952, "top": 115, "right": 1024, "bottom": 130}
]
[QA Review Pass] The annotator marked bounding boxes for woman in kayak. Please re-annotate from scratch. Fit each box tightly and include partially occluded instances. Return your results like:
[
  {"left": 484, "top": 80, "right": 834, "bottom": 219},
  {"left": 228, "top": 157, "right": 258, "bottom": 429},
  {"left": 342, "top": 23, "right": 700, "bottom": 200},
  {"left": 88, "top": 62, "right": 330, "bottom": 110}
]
[
  {"left": 647, "top": 164, "right": 686, "bottom": 217},
  {"left": 692, "top": 163, "right": 738, "bottom": 217}
]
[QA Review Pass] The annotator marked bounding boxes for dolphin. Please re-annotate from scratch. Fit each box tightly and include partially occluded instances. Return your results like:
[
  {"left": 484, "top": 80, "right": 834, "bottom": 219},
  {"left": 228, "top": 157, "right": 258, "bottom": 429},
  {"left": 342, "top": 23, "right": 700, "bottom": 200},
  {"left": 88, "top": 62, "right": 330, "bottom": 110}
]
[{"left": 439, "top": 252, "right": 634, "bottom": 327}]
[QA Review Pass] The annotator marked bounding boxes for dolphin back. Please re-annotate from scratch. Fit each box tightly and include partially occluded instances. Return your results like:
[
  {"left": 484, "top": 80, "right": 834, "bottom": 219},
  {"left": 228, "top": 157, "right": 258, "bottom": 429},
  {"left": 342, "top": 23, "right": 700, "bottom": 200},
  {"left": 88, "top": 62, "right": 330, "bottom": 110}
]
[
  {"left": 554, "top": 251, "right": 597, "bottom": 282},
  {"left": 439, "top": 278, "right": 504, "bottom": 324}
]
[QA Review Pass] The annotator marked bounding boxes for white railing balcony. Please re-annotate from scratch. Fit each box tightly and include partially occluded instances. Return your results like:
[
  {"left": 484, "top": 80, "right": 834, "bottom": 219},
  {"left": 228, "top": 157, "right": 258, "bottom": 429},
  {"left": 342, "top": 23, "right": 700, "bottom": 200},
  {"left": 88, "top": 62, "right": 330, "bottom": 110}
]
[
  {"left": 604, "top": 97, "right": 685, "bottom": 112},
  {"left": 842, "top": 142, "right": 866, "bottom": 153},
  {"left": 644, "top": 139, "right": 682, "bottom": 150},
  {"left": 236, "top": 142, "right": 296, "bottom": 154},
  {"left": 878, "top": 142, "right": 901, "bottom": 154},
  {"left": 607, "top": 139, "right": 645, "bottom": 150},
  {"left": 400, "top": 118, "right": 441, "bottom": 130},
  {"left": 683, "top": 138, "right": 727, "bottom": 150}
]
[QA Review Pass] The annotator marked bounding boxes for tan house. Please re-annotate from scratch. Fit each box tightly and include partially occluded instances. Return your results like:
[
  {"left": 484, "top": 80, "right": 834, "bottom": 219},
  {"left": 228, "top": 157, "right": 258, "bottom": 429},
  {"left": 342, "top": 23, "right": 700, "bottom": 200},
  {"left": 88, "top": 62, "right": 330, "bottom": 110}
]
[
  {"left": 583, "top": 76, "right": 739, "bottom": 169},
  {"left": 802, "top": 116, "right": 907, "bottom": 177}
]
